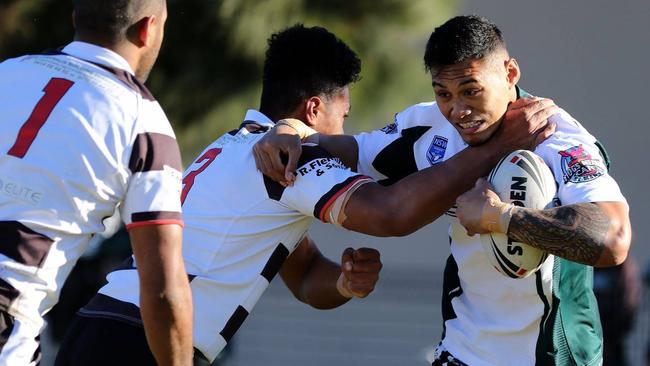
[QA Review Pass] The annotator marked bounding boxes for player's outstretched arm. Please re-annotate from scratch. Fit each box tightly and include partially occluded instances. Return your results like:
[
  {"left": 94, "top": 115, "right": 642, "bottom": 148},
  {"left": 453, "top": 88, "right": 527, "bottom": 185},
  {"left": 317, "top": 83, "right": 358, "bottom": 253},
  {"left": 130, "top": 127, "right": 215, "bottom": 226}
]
[
  {"left": 254, "top": 98, "right": 555, "bottom": 187},
  {"left": 456, "top": 179, "right": 631, "bottom": 267},
  {"left": 280, "top": 236, "right": 382, "bottom": 309},
  {"left": 129, "top": 224, "right": 193, "bottom": 366}
]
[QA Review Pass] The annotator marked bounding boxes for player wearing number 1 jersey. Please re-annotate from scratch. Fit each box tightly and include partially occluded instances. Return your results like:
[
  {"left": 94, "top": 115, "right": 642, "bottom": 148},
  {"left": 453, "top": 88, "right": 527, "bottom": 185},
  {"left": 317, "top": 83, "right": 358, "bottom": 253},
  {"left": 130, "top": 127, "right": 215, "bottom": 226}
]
[
  {"left": 56, "top": 24, "right": 553, "bottom": 365},
  {"left": 0, "top": 1, "right": 193, "bottom": 365}
]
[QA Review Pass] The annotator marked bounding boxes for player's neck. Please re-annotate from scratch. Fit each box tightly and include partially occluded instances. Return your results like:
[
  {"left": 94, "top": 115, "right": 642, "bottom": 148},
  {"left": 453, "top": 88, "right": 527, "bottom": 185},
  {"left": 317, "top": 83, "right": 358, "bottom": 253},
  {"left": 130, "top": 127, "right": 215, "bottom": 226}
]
[
  {"left": 260, "top": 108, "right": 309, "bottom": 127},
  {"left": 508, "top": 86, "right": 518, "bottom": 103},
  {"left": 73, "top": 35, "right": 139, "bottom": 75}
]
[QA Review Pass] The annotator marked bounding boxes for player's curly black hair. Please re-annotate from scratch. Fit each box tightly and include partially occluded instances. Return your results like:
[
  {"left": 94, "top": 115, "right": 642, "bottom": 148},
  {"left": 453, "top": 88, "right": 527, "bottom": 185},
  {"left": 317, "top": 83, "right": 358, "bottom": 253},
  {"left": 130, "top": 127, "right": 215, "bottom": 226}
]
[
  {"left": 423, "top": 15, "right": 506, "bottom": 73},
  {"left": 73, "top": 0, "right": 164, "bottom": 44},
  {"left": 260, "top": 24, "right": 361, "bottom": 121}
]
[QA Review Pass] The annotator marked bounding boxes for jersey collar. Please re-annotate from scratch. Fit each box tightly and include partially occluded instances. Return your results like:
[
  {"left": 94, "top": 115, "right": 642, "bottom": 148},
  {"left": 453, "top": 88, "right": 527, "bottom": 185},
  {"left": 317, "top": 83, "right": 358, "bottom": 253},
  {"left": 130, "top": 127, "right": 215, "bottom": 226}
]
[
  {"left": 62, "top": 41, "right": 135, "bottom": 76},
  {"left": 242, "top": 109, "right": 275, "bottom": 129},
  {"left": 516, "top": 85, "right": 532, "bottom": 99}
]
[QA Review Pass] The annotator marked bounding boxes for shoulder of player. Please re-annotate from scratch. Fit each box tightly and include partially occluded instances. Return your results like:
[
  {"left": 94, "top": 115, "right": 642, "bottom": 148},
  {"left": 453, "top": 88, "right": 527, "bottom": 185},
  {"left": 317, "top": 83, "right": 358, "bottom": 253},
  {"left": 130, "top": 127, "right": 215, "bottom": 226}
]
[
  {"left": 0, "top": 55, "right": 28, "bottom": 68},
  {"left": 297, "top": 143, "right": 340, "bottom": 166},
  {"left": 393, "top": 101, "right": 445, "bottom": 129},
  {"left": 133, "top": 99, "right": 175, "bottom": 136},
  {"left": 128, "top": 105, "right": 180, "bottom": 173},
  {"left": 533, "top": 108, "right": 612, "bottom": 177},
  {"left": 289, "top": 143, "right": 356, "bottom": 180},
  {"left": 536, "top": 108, "right": 597, "bottom": 151}
]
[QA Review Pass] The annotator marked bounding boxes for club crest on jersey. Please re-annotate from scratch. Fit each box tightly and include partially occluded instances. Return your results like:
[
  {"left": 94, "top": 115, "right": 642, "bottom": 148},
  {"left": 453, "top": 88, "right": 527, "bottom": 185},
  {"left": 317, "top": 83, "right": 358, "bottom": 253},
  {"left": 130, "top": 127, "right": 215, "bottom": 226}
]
[
  {"left": 558, "top": 145, "right": 605, "bottom": 183},
  {"left": 427, "top": 135, "right": 448, "bottom": 165}
]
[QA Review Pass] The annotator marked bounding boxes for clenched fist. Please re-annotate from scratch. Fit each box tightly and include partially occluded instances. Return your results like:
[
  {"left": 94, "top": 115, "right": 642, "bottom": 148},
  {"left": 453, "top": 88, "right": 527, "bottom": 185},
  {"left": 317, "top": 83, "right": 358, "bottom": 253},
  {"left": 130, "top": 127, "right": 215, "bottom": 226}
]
[{"left": 337, "top": 247, "right": 382, "bottom": 298}]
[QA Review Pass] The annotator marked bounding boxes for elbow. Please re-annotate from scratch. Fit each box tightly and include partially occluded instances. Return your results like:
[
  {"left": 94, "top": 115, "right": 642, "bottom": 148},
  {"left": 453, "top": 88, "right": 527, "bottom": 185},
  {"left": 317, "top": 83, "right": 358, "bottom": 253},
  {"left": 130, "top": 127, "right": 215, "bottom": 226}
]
[
  {"left": 309, "top": 302, "right": 338, "bottom": 310},
  {"left": 142, "top": 285, "right": 191, "bottom": 312},
  {"left": 596, "top": 225, "right": 632, "bottom": 267},
  {"left": 383, "top": 221, "right": 416, "bottom": 237}
]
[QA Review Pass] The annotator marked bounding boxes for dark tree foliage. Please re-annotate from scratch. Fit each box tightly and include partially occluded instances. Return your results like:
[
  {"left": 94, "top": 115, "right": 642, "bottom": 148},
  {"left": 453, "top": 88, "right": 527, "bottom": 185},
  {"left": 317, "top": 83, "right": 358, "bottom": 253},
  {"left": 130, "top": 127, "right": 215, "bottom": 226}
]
[{"left": 0, "top": 0, "right": 454, "bottom": 158}]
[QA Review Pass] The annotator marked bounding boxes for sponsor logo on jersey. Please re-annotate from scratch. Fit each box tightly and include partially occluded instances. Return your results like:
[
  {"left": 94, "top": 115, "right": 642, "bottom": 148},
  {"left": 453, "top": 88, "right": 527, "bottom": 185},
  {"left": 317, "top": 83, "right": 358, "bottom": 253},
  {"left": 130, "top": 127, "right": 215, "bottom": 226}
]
[
  {"left": 426, "top": 135, "right": 448, "bottom": 165},
  {"left": 0, "top": 178, "right": 43, "bottom": 204},
  {"left": 558, "top": 145, "right": 605, "bottom": 183},
  {"left": 380, "top": 122, "right": 398, "bottom": 134},
  {"left": 297, "top": 157, "right": 347, "bottom": 177}
]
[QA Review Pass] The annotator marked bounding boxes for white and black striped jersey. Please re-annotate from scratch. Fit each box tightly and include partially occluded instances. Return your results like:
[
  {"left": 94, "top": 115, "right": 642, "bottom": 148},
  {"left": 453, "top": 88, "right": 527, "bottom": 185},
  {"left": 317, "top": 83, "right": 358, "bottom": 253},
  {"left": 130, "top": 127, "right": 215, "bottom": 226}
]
[
  {"left": 353, "top": 88, "right": 626, "bottom": 366},
  {"left": 0, "top": 42, "right": 183, "bottom": 330},
  {"left": 90, "top": 109, "right": 372, "bottom": 362}
]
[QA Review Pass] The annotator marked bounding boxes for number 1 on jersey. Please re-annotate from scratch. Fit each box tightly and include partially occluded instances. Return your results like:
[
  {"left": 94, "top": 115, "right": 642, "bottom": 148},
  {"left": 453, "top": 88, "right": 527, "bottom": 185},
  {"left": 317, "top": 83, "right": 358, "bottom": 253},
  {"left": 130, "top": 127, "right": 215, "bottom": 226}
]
[
  {"left": 181, "top": 148, "right": 222, "bottom": 205},
  {"left": 8, "top": 78, "right": 75, "bottom": 158}
]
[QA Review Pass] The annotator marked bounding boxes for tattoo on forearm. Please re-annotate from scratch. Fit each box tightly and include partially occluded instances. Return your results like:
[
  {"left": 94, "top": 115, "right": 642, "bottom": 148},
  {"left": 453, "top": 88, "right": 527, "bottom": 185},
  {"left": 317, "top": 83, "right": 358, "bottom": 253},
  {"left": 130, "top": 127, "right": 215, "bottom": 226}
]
[{"left": 507, "top": 203, "right": 610, "bottom": 266}]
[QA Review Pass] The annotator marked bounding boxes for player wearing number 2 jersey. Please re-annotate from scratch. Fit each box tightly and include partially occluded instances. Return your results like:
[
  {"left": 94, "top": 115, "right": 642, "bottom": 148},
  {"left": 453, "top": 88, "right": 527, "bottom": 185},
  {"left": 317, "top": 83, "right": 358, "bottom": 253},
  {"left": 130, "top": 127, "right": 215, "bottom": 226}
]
[
  {"left": 0, "top": 1, "right": 193, "bottom": 365},
  {"left": 56, "top": 24, "right": 553, "bottom": 365}
]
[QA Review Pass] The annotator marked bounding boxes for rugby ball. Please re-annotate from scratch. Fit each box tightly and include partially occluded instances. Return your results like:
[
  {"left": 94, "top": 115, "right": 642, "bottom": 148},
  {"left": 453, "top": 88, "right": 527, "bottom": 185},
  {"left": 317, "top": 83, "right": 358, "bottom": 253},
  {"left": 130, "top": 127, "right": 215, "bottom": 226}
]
[{"left": 480, "top": 150, "right": 556, "bottom": 279}]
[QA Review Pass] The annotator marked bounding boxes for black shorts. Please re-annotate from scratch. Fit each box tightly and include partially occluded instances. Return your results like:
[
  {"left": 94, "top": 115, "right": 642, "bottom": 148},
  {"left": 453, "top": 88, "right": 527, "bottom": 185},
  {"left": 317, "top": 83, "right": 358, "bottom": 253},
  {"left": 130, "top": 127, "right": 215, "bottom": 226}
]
[
  {"left": 55, "top": 315, "right": 157, "bottom": 366},
  {"left": 55, "top": 314, "right": 212, "bottom": 366}
]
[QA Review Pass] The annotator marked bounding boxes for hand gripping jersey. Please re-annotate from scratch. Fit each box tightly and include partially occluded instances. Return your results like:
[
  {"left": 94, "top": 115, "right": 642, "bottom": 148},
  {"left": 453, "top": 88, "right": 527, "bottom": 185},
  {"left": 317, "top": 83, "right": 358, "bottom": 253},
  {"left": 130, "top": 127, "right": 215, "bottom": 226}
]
[
  {"left": 0, "top": 42, "right": 183, "bottom": 330},
  {"left": 354, "top": 88, "right": 626, "bottom": 366},
  {"left": 92, "top": 110, "right": 372, "bottom": 362}
]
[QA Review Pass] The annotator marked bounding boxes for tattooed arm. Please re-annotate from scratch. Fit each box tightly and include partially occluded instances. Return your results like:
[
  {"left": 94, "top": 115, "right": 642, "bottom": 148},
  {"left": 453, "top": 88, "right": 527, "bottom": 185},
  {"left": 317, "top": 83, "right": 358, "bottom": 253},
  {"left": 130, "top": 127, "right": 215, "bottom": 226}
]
[
  {"left": 456, "top": 178, "right": 631, "bottom": 267},
  {"left": 507, "top": 201, "right": 630, "bottom": 266}
]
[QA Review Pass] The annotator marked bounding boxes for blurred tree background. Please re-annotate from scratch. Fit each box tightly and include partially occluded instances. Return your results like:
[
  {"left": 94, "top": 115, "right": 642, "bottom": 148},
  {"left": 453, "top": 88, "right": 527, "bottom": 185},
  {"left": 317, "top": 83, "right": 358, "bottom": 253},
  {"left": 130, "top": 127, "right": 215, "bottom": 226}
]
[{"left": 0, "top": 0, "right": 456, "bottom": 160}]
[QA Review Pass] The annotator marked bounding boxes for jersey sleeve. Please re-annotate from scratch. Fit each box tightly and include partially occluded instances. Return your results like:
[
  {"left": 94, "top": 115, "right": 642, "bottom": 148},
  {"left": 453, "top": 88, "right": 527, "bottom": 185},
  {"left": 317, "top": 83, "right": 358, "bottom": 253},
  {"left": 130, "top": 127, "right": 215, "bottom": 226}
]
[
  {"left": 353, "top": 113, "right": 405, "bottom": 180},
  {"left": 281, "top": 144, "right": 372, "bottom": 222},
  {"left": 121, "top": 100, "right": 184, "bottom": 229},
  {"left": 537, "top": 113, "right": 627, "bottom": 206}
]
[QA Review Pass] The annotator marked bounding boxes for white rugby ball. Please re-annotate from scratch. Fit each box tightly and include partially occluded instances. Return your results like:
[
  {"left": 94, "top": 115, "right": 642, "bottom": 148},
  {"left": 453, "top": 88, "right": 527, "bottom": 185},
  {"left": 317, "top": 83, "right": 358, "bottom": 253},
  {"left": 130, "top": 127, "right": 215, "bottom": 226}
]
[{"left": 480, "top": 150, "right": 556, "bottom": 279}]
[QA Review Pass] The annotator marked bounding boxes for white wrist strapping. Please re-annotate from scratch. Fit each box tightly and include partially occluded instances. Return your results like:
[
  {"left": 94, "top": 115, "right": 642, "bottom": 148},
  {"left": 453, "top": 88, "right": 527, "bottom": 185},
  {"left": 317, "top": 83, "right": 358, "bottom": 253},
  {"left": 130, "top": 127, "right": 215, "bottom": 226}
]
[
  {"left": 275, "top": 118, "right": 317, "bottom": 140},
  {"left": 483, "top": 198, "right": 515, "bottom": 233},
  {"left": 336, "top": 272, "right": 354, "bottom": 299}
]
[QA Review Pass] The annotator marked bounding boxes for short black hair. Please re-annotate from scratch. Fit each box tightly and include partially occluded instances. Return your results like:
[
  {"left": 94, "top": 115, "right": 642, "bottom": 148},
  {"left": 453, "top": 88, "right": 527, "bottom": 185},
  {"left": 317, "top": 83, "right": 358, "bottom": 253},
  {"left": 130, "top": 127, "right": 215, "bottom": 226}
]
[
  {"left": 73, "top": 0, "right": 163, "bottom": 44},
  {"left": 424, "top": 15, "right": 505, "bottom": 72},
  {"left": 260, "top": 24, "right": 361, "bottom": 121}
]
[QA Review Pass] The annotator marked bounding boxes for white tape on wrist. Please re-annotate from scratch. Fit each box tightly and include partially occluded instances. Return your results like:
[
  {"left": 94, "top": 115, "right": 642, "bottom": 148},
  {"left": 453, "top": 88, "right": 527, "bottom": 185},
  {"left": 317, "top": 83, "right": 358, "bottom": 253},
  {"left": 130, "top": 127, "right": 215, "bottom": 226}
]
[
  {"left": 275, "top": 118, "right": 317, "bottom": 140},
  {"left": 483, "top": 198, "right": 515, "bottom": 233},
  {"left": 336, "top": 273, "right": 354, "bottom": 299}
]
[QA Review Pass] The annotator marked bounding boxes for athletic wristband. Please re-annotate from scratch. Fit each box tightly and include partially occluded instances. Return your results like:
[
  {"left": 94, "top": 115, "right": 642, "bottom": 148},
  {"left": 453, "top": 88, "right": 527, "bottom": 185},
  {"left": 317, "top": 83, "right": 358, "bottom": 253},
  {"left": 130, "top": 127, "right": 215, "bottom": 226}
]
[
  {"left": 275, "top": 118, "right": 317, "bottom": 140},
  {"left": 483, "top": 198, "right": 515, "bottom": 234},
  {"left": 336, "top": 273, "right": 354, "bottom": 299}
]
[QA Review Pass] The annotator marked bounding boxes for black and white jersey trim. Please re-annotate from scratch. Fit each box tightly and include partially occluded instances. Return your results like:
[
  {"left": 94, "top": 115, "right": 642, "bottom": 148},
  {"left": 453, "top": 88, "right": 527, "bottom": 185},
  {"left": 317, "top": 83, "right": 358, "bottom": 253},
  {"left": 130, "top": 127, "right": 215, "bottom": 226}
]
[
  {"left": 0, "top": 221, "right": 54, "bottom": 268},
  {"left": 129, "top": 133, "right": 183, "bottom": 173},
  {"left": 373, "top": 125, "right": 431, "bottom": 185}
]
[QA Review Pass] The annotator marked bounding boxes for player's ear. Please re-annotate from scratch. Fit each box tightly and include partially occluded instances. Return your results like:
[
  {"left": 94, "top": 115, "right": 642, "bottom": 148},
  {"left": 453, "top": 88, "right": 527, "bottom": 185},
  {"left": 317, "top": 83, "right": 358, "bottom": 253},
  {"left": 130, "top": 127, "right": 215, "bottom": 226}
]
[
  {"left": 505, "top": 58, "right": 520, "bottom": 87},
  {"left": 304, "top": 96, "right": 323, "bottom": 125},
  {"left": 131, "top": 15, "right": 156, "bottom": 47}
]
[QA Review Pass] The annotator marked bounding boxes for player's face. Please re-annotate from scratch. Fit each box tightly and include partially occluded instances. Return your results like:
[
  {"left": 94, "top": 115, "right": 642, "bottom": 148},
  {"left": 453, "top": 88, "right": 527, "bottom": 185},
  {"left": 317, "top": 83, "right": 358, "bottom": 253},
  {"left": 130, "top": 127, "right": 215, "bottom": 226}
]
[
  {"left": 136, "top": 2, "right": 168, "bottom": 82},
  {"left": 432, "top": 54, "right": 518, "bottom": 146},
  {"left": 315, "top": 86, "right": 351, "bottom": 135}
]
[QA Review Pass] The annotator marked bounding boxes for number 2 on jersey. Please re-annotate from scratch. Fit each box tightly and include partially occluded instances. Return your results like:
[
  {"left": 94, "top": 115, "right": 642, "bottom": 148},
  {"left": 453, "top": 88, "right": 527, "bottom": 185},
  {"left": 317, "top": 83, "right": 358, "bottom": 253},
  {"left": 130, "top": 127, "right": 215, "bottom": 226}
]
[
  {"left": 181, "top": 148, "right": 222, "bottom": 205},
  {"left": 8, "top": 78, "right": 75, "bottom": 158}
]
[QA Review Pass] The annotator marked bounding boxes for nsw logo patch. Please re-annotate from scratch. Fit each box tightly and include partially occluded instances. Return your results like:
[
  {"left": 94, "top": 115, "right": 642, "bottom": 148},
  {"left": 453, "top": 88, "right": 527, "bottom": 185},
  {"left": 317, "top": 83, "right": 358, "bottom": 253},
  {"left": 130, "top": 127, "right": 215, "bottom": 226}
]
[
  {"left": 427, "top": 135, "right": 448, "bottom": 165},
  {"left": 558, "top": 145, "right": 605, "bottom": 183}
]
